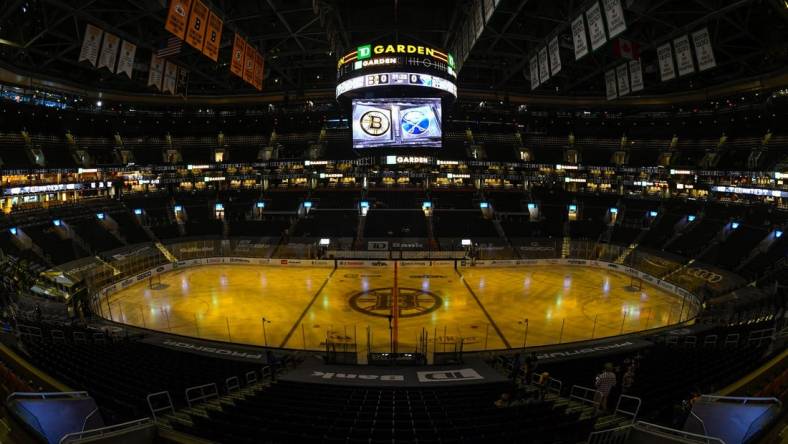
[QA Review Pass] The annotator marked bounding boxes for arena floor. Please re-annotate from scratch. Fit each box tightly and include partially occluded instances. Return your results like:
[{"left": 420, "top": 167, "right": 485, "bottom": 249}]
[{"left": 102, "top": 264, "right": 690, "bottom": 354}]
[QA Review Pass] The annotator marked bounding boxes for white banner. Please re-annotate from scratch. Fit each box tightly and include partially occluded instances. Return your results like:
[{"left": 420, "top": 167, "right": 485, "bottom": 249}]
[
  {"left": 673, "top": 34, "right": 695, "bottom": 76},
  {"left": 629, "top": 59, "right": 643, "bottom": 92},
  {"left": 602, "top": 0, "right": 626, "bottom": 39},
  {"left": 538, "top": 46, "right": 550, "bottom": 83},
  {"left": 548, "top": 36, "right": 561, "bottom": 75},
  {"left": 571, "top": 15, "right": 589, "bottom": 60},
  {"left": 147, "top": 54, "right": 165, "bottom": 90},
  {"left": 691, "top": 27, "right": 716, "bottom": 72},
  {"left": 116, "top": 40, "right": 136, "bottom": 78},
  {"left": 616, "top": 63, "right": 630, "bottom": 96},
  {"left": 586, "top": 2, "right": 607, "bottom": 51},
  {"left": 78, "top": 24, "right": 103, "bottom": 66},
  {"left": 657, "top": 43, "right": 676, "bottom": 81},
  {"left": 605, "top": 69, "right": 618, "bottom": 100},
  {"left": 162, "top": 61, "right": 178, "bottom": 94},
  {"left": 97, "top": 32, "right": 120, "bottom": 71},
  {"left": 529, "top": 55, "right": 540, "bottom": 90}
]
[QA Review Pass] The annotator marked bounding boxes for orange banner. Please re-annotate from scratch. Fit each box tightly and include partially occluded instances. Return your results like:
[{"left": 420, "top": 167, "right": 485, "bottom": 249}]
[
  {"left": 243, "top": 43, "right": 255, "bottom": 84},
  {"left": 185, "top": 0, "right": 209, "bottom": 50},
  {"left": 164, "top": 0, "right": 193, "bottom": 40},
  {"left": 202, "top": 11, "right": 223, "bottom": 62},
  {"left": 230, "top": 34, "right": 246, "bottom": 77},
  {"left": 253, "top": 50, "right": 264, "bottom": 90}
]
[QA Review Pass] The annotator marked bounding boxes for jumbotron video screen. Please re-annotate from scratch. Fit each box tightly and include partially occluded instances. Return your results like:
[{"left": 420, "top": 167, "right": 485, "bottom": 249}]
[{"left": 352, "top": 98, "right": 442, "bottom": 148}]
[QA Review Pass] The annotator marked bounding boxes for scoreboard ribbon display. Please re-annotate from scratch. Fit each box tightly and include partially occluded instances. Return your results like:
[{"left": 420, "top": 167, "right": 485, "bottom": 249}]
[{"left": 337, "top": 43, "right": 456, "bottom": 81}]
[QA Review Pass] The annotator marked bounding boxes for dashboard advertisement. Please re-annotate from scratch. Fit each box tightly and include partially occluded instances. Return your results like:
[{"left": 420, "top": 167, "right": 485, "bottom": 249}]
[{"left": 352, "top": 98, "right": 442, "bottom": 149}]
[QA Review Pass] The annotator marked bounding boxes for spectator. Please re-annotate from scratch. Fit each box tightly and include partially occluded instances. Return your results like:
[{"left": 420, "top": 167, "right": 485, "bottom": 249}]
[
  {"left": 494, "top": 392, "right": 512, "bottom": 408},
  {"left": 535, "top": 371, "right": 550, "bottom": 400},
  {"left": 595, "top": 362, "right": 617, "bottom": 411},
  {"left": 622, "top": 366, "right": 635, "bottom": 394},
  {"left": 524, "top": 352, "right": 538, "bottom": 384}
]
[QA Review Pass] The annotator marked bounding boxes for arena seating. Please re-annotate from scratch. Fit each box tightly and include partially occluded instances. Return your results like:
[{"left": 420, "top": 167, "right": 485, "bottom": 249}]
[{"left": 16, "top": 324, "right": 261, "bottom": 423}]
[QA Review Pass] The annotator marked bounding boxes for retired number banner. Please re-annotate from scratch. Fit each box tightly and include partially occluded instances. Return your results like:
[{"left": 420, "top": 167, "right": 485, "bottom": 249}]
[
  {"left": 616, "top": 63, "right": 630, "bottom": 96},
  {"left": 548, "top": 37, "right": 561, "bottom": 75},
  {"left": 253, "top": 50, "right": 264, "bottom": 90},
  {"left": 147, "top": 54, "right": 165, "bottom": 90},
  {"left": 602, "top": 0, "right": 626, "bottom": 39},
  {"left": 116, "top": 40, "right": 137, "bottom": 78},
  {"left": 538, "top": 46, "right": 550, "bottom": 83},
  {"left": 97, "top": 32, "right": 120, "bottom": 71}
]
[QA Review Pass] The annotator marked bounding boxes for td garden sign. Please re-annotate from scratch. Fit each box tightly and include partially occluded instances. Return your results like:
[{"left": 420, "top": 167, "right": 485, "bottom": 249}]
[{"left": 337, "top": 43, "right": 457, "bottom": 80}]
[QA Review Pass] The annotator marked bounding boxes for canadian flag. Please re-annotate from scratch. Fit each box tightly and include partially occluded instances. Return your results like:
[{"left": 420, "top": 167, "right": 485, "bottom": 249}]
[{"left": 613, "top": 38, "right": 640, "bottom": 60}]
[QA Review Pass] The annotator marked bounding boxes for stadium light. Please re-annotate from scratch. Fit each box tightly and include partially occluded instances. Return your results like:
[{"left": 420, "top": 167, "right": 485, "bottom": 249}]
[
  {"left": 174, "top": 205, "right": 183, "bottom": 212},
  {"left": 480, "top": 202, "right": 489, "bottom": 209},
  {"left": 134, "top": 208, "right": 143, "bottom": 215},
  {"left": 610, "top": 207, "right": 618, "bottom": 214},
  {"left": 527, "top": 203, "right": 536, "bottom": 210},
  {"left": 215, "top": 203, "right": 224, "bottom": 210},
  {"left": 256, "top": 202, "right": 265, "bottom": 209},
  {"left": 319, "top": 238, "right": 330, "bottom": 246},
  {"left": 53, "top": 219, "right": 62, "bottom": 226},
  {"left": 569, "top": 204, "right": 577, "bottom": 211},
  {"left": 360, "top": 201, "right": 369, "bottom": 208},
  {"left": 95, "top": 100, "right": 102, "bottom": 107},
  {"left": 649, "top": 211, "right": 658, "bottom": 217},
  {"left": 422, "top": 201, "right": 432, "bottom": 209},
  {"left": 731, "top": 222, "right": 740, "bottom": 229},
  {"left": 303, "top": 201, "right": 312, "bottom": 208},
  {"left": 96, "top": 213, "right": 105, "bottom": 220},
  {"left": 688, "top": 215, "right": 696, "bottom": 222},
  {"left": 461, "top": 239, "right": 472, "bottom": 246},
  {"left": 10, "top": 227, "right": 17, "bottom": 235},
  {"left": 775, "top": 230, "right": 783, "bottom": 238}
]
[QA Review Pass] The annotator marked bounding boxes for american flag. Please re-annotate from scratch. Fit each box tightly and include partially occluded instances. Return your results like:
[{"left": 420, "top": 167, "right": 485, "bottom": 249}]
[{"left": 157, "top": 36, "right": 183, "bottom": 58}]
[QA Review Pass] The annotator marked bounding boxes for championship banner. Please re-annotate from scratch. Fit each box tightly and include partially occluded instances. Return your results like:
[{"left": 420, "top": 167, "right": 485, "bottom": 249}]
[
  {"left": 571, "top": 15, "right": 589, "bottom": 60},
  {"left": 586, "top": 2, "right": 607, "bottom": 51},
  {"left": 529, "top": 55, "right": 539, "bottom": 90},
  {"left": 116, "top": 40, "right": 136, "bottom": 78},
  {"left": 616, "top": 63, "right": 630, "bottom": 96},
  {"left": 242, "top": 43, "right": 256, "bottom": 84},
  {"left": 147, "top": 54, "right": 165, "bottom": 90},
  {"left": 253, "top": 50, "right": 264, "bottom": 90},
  {"left": 548, "top": 36, "right": 561, "bottom": 75},
  {"left": 602, "top": 0, "right": 626, "bottom": 39},
  {"left": 78, "top": 23, "right": 103, "bottom": 66},
  {"left": 605, "top": 68, "right": 617, "bottom": 100},
  {"left": 657, "top": 43, "right": 676, "bottom": 81},
  {"left": 202, "top": 11, "right": 223, "bottom": 62},
  {"left": 97, "top": 32, "right": 120, "bottom": 71},
  {"left": 691, "top": 27, "right": 716, "bottom": 72},
  {"left": 230, "top": 34, "right": 246, "bottom": 77},
  {"left": 673, "top": 34, "right": 695, "bottom": 76},
  {"left": 538, "top": 46, "right": 550, "bottom": 83},
  {"left": 165, "top": 0, "right": 193, "bottom": 40},
  {"left": 629, "top": 59, "right": 643, "bottom": 92},
  {"left": 185, "top": 0, "right": 209, "bottom": 51},
  {"left": 162, "top": 61, "right": 178, "bottom": 94}
]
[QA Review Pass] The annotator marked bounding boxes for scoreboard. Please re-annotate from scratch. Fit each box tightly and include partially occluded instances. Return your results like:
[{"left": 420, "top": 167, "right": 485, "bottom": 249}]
[{"left": 336, "top": 43, "right": 458, "bottom": 100}]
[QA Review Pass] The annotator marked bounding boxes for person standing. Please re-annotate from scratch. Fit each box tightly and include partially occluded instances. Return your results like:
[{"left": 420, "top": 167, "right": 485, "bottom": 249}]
[{"left": 595, "top": 363, "right": 617, "bottom": 411}]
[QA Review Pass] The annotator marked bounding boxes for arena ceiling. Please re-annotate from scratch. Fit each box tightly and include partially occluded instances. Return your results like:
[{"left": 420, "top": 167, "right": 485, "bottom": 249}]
[{"left": 0, "top": 0, "right": 787, "bottom": 100}]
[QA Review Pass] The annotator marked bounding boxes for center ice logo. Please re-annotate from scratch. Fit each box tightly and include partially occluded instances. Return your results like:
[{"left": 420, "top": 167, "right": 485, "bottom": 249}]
[{"left": 349, "top": 287, "right": 442, "bottom": 318}]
